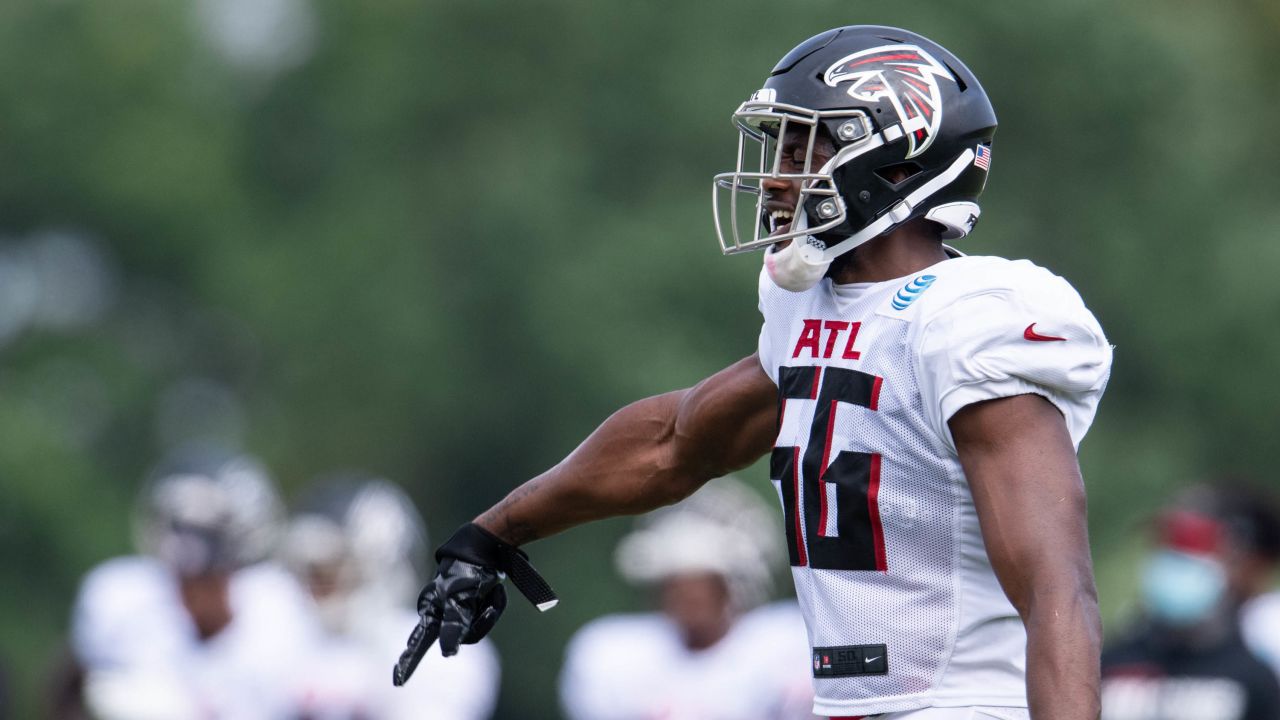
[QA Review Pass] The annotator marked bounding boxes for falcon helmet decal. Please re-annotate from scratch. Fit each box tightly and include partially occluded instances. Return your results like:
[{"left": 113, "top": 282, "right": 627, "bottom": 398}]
[{"left": 824, "top": 44, "right": 957, "bottom": 159}]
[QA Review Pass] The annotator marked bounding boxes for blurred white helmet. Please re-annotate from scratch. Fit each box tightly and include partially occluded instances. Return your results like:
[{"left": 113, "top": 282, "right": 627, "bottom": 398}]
[
  {"left": 133, "top": 446, "right": 283, "bottom": 576},
  {"left": 615, "top": 476, "right": 785, "bottom": 610},
  {"left": 280, "top": 475, "right": 427, "bottom": 632}
]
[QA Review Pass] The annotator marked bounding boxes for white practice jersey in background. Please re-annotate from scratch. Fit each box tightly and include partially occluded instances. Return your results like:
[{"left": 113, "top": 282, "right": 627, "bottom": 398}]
[
  {"left": 1242, "top": 591, "right": 1280, "bottom": 682},
  {"left": 283, "top": 607, "right": 499, "bottom": 720},
  {"left": 73, "top": 556, "right": 499, "bottom": 720},
  {"left": 559, "top": 602, "right": 816, "bottom": 720},
  {"left": 756, "top": 255, "right": 1112, "bottom": 716},
  {"left": 72, "top": 556, "right": 314, "bottom": 720}
]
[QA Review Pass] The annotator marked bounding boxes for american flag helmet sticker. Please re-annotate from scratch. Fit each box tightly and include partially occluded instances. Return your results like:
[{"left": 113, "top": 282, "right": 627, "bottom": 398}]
[{"left": 973, "top": 144, "right": 992, "bottom": 171}]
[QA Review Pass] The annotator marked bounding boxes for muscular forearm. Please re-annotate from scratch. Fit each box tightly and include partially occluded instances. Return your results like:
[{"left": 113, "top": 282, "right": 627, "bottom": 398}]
[
  {"left": 1024, "top": 582, "right": 1102, "bottom": 720},
  {"left": 474, "top": 355, "right": 777, "bottom": 546},
  {"left": 475, "top": 391, "right": 697, "bottom": 544}
]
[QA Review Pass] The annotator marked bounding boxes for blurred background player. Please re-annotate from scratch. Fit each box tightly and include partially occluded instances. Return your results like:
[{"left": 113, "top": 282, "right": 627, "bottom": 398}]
[
  {"left": 1133, "top": 481, "right": 1280, "bottom": 680},
  {"left": 559, "top": 477, "right": 815, "bottom": 720},
  {"left": 1100, "top": 506, "right": 1280, "bottom": 720},
  {"left": 279, "top": 475, "right": 499, "bottom": 720},
  {"left": 55, "top": 447, "right": 313, "bottom": 720},
  {"left": 1200, "top": 482, "right": 1280, "bottom": 678}
]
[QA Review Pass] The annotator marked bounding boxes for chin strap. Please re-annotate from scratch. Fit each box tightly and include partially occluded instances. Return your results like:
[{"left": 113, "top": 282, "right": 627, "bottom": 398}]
[
  {"left": 764, "top": 148, "right": 977, "bottom": 292},
  {"left": 814, "top": 148, "right": 976, "bottom": 263}
]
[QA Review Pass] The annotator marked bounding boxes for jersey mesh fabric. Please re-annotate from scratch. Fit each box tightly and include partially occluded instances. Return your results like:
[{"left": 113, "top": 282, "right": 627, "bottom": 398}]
[
  {"left": 764, "top": 275, "right": 958, "bottom": 714},
  {"left": 756, "top": 254, "right": 1111, "bottom": 716}
]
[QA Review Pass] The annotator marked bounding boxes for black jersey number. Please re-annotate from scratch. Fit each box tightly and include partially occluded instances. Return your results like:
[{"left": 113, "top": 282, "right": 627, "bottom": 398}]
[{"left": 772, "top": 365, "right": 887, "bottom": 572}]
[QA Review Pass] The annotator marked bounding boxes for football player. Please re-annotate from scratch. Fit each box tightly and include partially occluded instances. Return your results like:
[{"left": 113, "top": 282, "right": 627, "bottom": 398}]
[
  {"left": 61, "top": 448, "right": 312, "bottom": 720},
  {"left": 559, "top": 477, "right": 814, "bottom": 720},
  {"left": 395, "top": 25, "right": 1112, "bottom": 720},
  {"left": 1201, "top": 483, "right": 1280, "bottom": 679},
  {"left": 1101, "top": 509, "right": 1280, "bottom": 720},
  {"left": 280, "top": 476, "right": 499, "bottom": 720}
]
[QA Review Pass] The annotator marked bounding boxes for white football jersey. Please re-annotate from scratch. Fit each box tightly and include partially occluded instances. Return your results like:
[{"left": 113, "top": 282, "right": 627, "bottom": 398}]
[
  {"left": 283, "top": 607, "right": 500, "bottom": 720},
  {"left": 559, "top": 602, "right": 816, "bottom": 720},
  {"left": 72, "top": 556, "right": 314, "bottom": 719},
  {"left": 1242, "top": 591, "right": 1280, "bottom": 681},
  {"left": 756, "top": 254, "right": 1112, "bottom": 717}
]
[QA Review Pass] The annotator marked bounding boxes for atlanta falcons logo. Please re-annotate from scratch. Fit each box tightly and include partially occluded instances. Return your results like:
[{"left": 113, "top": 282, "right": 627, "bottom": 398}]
[{"left": 824, "top": 44, "right": 957, "bottom": 159}]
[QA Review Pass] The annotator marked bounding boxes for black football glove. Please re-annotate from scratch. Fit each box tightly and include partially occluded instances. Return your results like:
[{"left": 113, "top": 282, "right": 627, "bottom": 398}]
[{"left": 392, "top": 522, "right": 558, "bottom": 687}]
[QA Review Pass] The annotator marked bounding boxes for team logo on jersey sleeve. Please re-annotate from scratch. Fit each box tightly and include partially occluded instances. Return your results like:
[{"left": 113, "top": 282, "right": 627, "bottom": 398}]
[{"left": 824, "top": 44, "right": 957, "bottom": 159}]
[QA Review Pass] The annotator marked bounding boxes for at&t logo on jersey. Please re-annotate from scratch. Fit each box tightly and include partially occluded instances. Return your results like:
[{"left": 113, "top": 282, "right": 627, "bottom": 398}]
[{"left": 891, "top": 274, "right": 936, "bottom": 310}]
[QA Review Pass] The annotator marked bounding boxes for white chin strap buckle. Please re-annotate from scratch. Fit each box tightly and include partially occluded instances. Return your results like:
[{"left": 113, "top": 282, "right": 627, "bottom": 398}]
[{"left": 887, "top": 200, "right": 912, "bottom": 223}]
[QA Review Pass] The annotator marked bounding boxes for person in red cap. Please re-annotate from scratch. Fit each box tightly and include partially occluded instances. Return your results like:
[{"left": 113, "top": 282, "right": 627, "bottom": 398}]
[{"left": 1100, "top": 508, "right": 1280, "bottom": 720}]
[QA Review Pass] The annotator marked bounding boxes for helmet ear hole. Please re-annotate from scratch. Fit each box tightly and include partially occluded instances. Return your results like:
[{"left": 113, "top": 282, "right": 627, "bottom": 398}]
[
  {"left": 943, "top": 63, "right": 968, "bottom": 91},
  {"left": 874, "top": 162, "right": 923, "bottom": 186}
]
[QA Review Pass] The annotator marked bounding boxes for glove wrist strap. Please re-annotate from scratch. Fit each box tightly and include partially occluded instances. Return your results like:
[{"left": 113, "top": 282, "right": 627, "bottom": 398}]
[{"left": 437, "top": 523, "right": 559, "bottom": 611}]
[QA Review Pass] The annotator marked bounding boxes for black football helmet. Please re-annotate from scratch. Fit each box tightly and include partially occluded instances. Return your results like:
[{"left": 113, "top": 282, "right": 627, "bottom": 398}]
[{"left": 713, "top": 26, "right": 997, "bottom": 289}]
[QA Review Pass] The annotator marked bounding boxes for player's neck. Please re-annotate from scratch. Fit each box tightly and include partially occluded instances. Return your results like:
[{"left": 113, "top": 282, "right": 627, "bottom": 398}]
[{"left": 831, "top": 222, "right": 949, "bottom": 285}]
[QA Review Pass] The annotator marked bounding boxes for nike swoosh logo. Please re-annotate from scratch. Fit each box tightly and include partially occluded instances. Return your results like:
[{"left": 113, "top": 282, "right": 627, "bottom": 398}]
[
  {"left": 1024, "top": 323, "right": 1066, "bottom": 342},
  {"left": 864, "top": 656, "right": 881, "bottom": 663}
]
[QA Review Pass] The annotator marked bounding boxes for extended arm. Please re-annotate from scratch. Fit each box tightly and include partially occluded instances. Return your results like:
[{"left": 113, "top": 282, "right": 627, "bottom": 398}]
[
  {"left": 477, "top": 353, "right": 778, "bottom": 544},
  {"left": 951, "top": 393, "right": 1101, "bottom": 720},
  {"left": 394, "top": 354, "right": 777, "bottom": 684}
]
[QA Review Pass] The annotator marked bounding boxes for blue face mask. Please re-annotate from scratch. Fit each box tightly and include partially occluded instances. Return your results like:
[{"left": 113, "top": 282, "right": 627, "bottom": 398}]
[{"left": 1140, "top": 550, "right": 1227, "bottom": 627}]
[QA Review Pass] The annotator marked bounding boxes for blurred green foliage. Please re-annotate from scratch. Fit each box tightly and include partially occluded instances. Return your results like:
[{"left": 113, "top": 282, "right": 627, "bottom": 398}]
[{"left": 1, "top": 0, "right": 1279, "bottom": 716}]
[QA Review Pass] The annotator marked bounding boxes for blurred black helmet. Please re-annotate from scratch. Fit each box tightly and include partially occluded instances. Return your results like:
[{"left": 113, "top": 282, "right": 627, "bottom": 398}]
[{"left": 714, "top": 26, "right": 997, "bottom": 288}]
